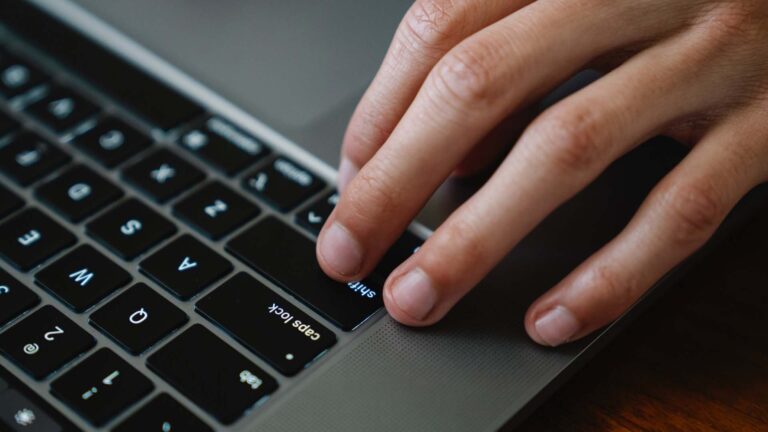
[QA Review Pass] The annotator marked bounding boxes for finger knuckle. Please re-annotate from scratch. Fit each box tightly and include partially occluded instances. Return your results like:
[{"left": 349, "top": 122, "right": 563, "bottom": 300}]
[
  {"left": 662, "top": 181, "right": 724, "bottom": 246},
  {"left": 343, "top": 109, "right": 394, "bottom": 166},
  {"left": 587, "top": 265, "right": 638, "bottom": 314},
  {"left": 401, "top": 0, "right": 461, "bottom": 56},
  {"left": 431, "top": 45, "right": 497, "bottom": 110},
  {"left": 697, "top": 2, "right": 756, "bottom": 46},
  {"left": 422, "top": 218, "right": 486, "bottom": 287},
  {"left": 341, "top": 164, "right": 400, "bottom": 226},
  {"left": 541, "top": 107, "right": 606, "bottom": 173}
]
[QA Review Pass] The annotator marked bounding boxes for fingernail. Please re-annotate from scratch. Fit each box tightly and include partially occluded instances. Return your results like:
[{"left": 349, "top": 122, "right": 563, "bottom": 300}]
[
  {"left": 319, "top": 222, "right": 363, "bottom": 276},
  {"left": 337, "top": 157, "right": 358, "bottom": 193},
  {"left": 534, "top": 306, "right": 580, "bottom": 347},
  {"left": 391, "top": 268, "right": 437, "bottom": 321}
]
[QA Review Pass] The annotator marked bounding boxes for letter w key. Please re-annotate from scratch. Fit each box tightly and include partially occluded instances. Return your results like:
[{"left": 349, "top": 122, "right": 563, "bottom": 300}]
[
  {"left": 69, "top": 268, "right": 94, "bottom": 287},
  {"left": 35, "top": 245, "right": 132, "bottom": 313}
]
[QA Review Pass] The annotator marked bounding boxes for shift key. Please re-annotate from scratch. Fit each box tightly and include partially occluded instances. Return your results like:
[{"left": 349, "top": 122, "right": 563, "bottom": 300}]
[
  {"left": 226, "top": 217, "right": 382, "bottom": 331},
  {"left": 197, "top": 273, "right": 336, "bottom": 376}
]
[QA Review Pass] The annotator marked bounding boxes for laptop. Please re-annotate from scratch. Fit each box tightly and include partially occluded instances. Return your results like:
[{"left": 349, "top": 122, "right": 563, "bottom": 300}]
[{"left": 0, "top": 1, "right": 764, "bottom": 431}]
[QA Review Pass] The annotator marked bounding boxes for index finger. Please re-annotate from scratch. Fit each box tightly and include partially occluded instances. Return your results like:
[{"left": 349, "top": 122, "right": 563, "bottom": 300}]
[{"left": 339, "top": 0, "right": 529, "bottom": 189}]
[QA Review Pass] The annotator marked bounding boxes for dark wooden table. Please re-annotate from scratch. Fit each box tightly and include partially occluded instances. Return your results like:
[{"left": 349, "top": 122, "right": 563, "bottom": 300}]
[{"left": 517, "top": 199, "right": 768, "bottom": 431}]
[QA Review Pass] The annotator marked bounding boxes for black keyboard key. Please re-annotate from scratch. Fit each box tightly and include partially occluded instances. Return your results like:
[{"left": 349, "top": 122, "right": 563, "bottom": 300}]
[
  {"left": 0, "top": 51, "right": 46, "bottom": 98},
  {"left": 227, "top": 217, "right": 382, "bottom": 330},
  {"left": 36, "top": 165, "right": 122, "bottom": 222},
  {"left": 86, "top": 199, "right": 176, "bottom": 260},
  {"left": 0, "top": 3, "right": 204, "bottom": 130},
  {"left": 242, "top": 157, "right": 325, "bottom": 211},
  {"left": 24, "top": 85, "right": 98, "bottom": 133},
  {"left": 173, "top": 181, "right": 260, "bottom": 240},
  {"left": 296, "top": 190, "right": 338, "bottom": 235},
  {"left": 73, "top": 116, "right": 152, "bottom": 168},
  {"left": 198, "top": 273, "right": 336, "bottom": 376},
  {"left": 0, "top": 111, "right": 20, "bottom": 136},
  {"left": 90, "top": 283, "right": 187, "bottom": 354},
  {"left": 0, "top": 183, "right": 24, "bottom": 220},
  {"left": 0, "top": 269, "right": 39, "bottom": 327},
  {"left": 140, "top": 234, "right": 232, "bottom": 300},
  {"left": 113, "top": 393, "right": 212, "bottom": 432},
  {"left": 0, "top": 305, "right": 95, "bottom": 379},
  {"left": 179, "top": 117, "right": 269, "bottom": 175},
  {"left": 0, "top": 132, "right": 70, "bottom": 186},
  {"left": 0, "top": 208, "right": 76, "bottom": 271},
  {"left": 35, "top": 245, "right": 131, "bottom": 313},
  {"left": 374, "top": 231, "right": 424, "bottom": 279},
  {"left": 51, "top": 348, "right": 153, "bottom": 427},
  {"left": 147, "top": 324, "right": 278, "bottom": 425},
  {"left": 123, "top": 149, "right": 204, "bottom": 203},
  {"left": 0, "top": 365, "right": 80, "bottom": 432}
]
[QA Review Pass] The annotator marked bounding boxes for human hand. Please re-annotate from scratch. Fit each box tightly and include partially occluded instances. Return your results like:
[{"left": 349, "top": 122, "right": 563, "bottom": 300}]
[{"left": 316, "top": 0, "right": 768, "bottom": 346}]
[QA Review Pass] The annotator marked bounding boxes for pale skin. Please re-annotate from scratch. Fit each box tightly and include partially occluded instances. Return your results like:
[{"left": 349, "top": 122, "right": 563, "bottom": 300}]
[{"left": 315, "top": 0, "right": 768, "bottom": 346}]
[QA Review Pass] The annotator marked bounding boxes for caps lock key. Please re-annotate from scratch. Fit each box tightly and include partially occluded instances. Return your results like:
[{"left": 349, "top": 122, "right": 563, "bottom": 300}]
[{"left": 197, "top": 272, "right": 336, "bottom": 376}]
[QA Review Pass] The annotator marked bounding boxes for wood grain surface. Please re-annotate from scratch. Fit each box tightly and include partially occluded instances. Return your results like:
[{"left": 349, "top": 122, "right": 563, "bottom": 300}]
[{"left": 517, "top": 199, "right": 768, "bottom": 432}]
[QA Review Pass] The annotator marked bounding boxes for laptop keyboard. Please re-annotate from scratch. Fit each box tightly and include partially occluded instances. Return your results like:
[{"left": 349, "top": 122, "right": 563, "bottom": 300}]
[{"left": 0, "top": 10, "right": 423, "bottom": 429}]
